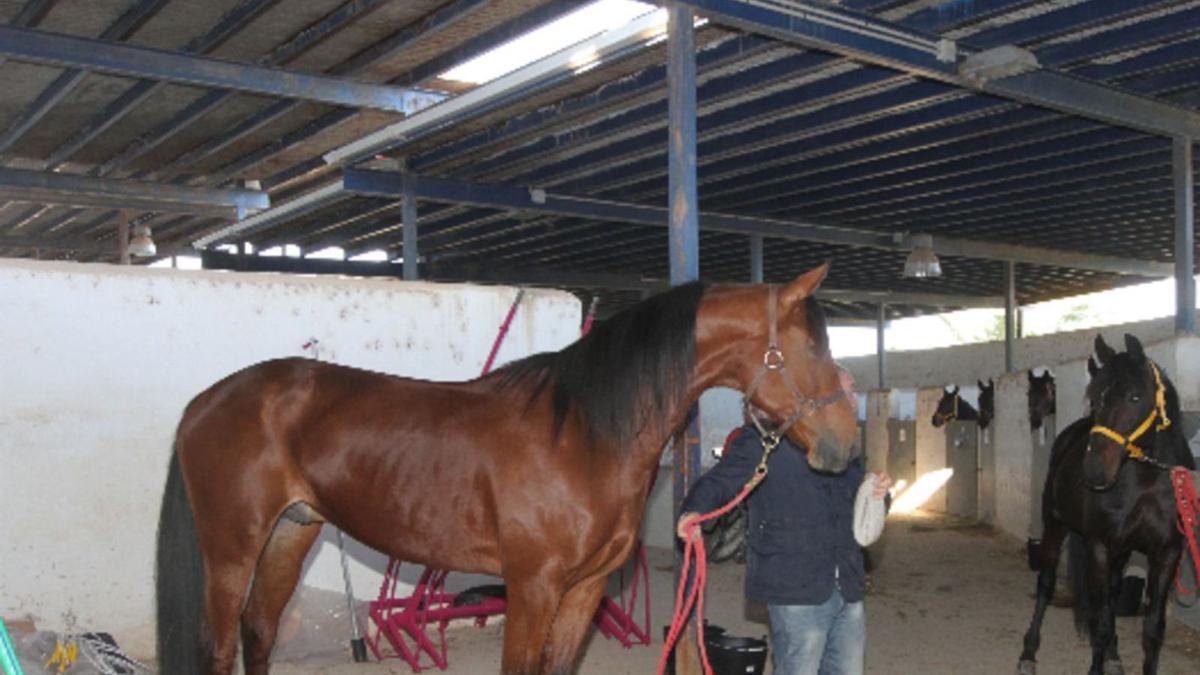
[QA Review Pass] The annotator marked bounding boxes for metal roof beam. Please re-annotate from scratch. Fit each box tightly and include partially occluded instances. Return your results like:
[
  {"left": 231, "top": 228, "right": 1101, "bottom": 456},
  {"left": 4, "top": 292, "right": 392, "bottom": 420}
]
[
  {"left": 338, "top": 169, "right": 1172, "bottom": 277},
  {"left": 322, "top": 10, "right": 674, "bottom": 166},
  {"left": 0, "top": 168, "right": 268, "bottom": 217},
  {"left": 0, "top": 0, "right": 167, "bottom": 156},
  {"left": 0, "top": 234, "right": 107, "bottom": 252},
  {"left": 39, "top": 0, "right": 283, "bottom": 171},
  {"left": 194, "top": 247, "right": 1001, "bottom": 309},
  {"left": 192, "top": 182, "right": 346, "bottom": 247},
  {"left": 0, "top": 25, "right": 447, "bottom": 115},
  {"left": 672, "top": 0, "right": 1200, "bottom": 139}
]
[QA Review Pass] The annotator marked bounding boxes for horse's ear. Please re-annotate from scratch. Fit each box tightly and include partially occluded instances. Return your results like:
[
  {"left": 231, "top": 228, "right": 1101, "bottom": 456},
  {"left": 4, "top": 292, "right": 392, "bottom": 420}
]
[
  {"left": 1124, "top": 333, "right": 1145, "bottom": 363},
  {"left": 1095, "top": 334, "right": 1116, "bottom": 365},
  {"left": 780, "top": 262, "right": 830, "bottom": 307},
  {"left": 952, "top": 385, "right": 959, "bottom": 394},
  {"left": 1027, "top": 370, "right": 1035, "bottom": 383},
  {"left": 1087, "top": 356, "right": 1099, "bottom": 377}
]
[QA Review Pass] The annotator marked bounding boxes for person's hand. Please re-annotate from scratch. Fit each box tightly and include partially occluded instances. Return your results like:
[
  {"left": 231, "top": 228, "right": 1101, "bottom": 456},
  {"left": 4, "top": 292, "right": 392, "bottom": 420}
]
[
  {"left": 870, "top": 472, "right": 893, "bottom": 498},
  {"left": 676, "top": 512, "right": 702, "bottom": 541}
]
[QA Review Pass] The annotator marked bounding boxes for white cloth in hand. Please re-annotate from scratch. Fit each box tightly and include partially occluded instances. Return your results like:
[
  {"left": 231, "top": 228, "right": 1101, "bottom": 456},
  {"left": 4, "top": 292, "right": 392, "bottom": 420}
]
[{"left": 853, "top": 474, "right": 887, "bottom": 547}]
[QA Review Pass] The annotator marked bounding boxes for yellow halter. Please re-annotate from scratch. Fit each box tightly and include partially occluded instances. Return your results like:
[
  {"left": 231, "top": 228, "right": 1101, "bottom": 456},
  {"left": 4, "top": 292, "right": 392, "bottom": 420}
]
[{"left": 1089, "top": 361, "right": 1171, "bottom": 462}]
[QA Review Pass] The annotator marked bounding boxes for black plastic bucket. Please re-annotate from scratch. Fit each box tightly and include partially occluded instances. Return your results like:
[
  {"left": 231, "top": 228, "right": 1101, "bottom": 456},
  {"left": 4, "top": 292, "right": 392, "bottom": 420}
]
[
  {"left": 1026, "top": 538, "right": 1041, "bottom": 571},
  {"left": 664, "top": 624, "right": 768, "bottom": 675}
]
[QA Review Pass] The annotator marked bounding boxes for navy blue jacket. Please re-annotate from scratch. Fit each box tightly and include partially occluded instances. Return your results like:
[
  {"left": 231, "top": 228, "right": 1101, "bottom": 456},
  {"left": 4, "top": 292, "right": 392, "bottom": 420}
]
[{"left": 681, "top": 426, "right": 866, "bottom": 606}]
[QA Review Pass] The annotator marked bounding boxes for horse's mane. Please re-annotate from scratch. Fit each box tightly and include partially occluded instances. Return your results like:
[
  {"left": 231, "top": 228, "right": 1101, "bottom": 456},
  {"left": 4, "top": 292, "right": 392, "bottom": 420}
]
[{"left": 494, "top": 282, "right": 708, "bottom": 451}]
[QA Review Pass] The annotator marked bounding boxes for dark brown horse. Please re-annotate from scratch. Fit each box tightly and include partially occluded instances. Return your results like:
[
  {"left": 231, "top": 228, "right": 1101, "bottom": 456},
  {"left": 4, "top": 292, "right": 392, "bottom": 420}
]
[
  {"left": 1017, "top": 335, "right": 1196, "bottom": 675},
  {"left": 155, "top": 264, "right": 861, "bottom": 675}
]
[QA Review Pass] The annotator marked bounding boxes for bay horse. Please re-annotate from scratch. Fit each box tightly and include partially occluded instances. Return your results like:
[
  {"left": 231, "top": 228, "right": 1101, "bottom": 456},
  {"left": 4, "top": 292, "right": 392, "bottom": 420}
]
[
  {"left": 155, "top": 264, "right": 861, "bottom": 675},
  {"left": 931, "top": 385, "right": 980, "bottom": 427},
  {"left": 1028, "top": 369, "right": 1056, "bottom": 431},
  {"left": 1017, "top": 334, "right": 1196, "bottom": 675}
]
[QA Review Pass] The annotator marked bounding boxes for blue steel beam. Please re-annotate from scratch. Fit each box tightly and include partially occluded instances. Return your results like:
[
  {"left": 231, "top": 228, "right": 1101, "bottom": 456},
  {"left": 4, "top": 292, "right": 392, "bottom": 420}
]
[
  {"left": 210, "top": 0, "right": 589, "bottom": 190},
  {"left": 411, "top": 34, "right": 782, "bottom": 173},
  {"left": 1173, "top": 136, "right": 1194, "bottom": 334},
  {"left": 0, "top": 25, "right": 446, "bottom": 114},
  {"left": 0, "top": 0, "right": 167, "bottom": 155},
  {"left": 337, "top": 169, "right": 1172, "bottom": 276},
  {"left": 0, "top": 167, "right": 268, "bottom": 216},
  {"left": 91, "top": 0, "right": 406, "bottom": 179},
  {"left": 673, "top": 0, "right": 1200, "bottom": 138},
  {"left": 411, "top": 0, "right": 1022, "bottom": 176},
  {"left": 668, "top": 4, "right": 700, "bottom": 285},
  {"left": 38, "top": 0, "right": 282, "bottom": 171}
]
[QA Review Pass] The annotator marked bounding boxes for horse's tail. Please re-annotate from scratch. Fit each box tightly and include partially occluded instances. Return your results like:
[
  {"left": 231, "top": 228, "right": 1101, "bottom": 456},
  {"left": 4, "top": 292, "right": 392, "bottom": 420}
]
[
  {"left": 1067, "top": 531, "right": 1088, "bottom": 637},
  {"left": 156, "top": 449, "right": 207, "bottom": 675}
]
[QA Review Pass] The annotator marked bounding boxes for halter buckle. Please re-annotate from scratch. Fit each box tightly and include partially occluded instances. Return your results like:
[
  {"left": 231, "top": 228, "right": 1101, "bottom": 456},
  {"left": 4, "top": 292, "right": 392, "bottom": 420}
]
[{"left": 763, "top": 347, "right": 785, "bottom": 370}]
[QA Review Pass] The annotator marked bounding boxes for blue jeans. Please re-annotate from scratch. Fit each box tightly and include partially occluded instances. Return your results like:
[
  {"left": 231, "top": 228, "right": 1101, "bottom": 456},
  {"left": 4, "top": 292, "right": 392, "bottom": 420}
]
[{"left": 768, "top": 590, "right": 864, "bottom": 675}]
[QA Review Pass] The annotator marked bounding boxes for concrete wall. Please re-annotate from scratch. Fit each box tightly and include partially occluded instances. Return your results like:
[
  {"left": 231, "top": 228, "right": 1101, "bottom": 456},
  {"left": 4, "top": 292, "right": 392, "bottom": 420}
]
[
  {"left": 865, "top": 389, "right": 895, "bottom": 474},
  {"left": 994, "top": 372, "right": 1035, "bottom": 540},
  {"left": 0, "top": 260, "right": 581, "bottom": 654},
  {"left": 839, "top": 316, "right": 1182, "bottom": 391},
  {"left": 914, "top": 387, "right": 949, "bottom": 512}
]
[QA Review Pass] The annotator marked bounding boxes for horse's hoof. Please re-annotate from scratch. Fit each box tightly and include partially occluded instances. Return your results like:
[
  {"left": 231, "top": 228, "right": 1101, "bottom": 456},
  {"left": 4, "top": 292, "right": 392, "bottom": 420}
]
[
  {"left": 1016, "top": 659, "right": 1036, "bottom": 675},
  {"left": 1102, "top": 660, "right": 1124, "bottom": 675}
]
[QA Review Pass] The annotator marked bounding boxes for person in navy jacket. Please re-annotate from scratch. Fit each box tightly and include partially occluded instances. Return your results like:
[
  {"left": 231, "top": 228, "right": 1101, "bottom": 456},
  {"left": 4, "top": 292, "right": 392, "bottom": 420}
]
[{"left": 678, "top": 418, "right": 891, "bottom": 675}]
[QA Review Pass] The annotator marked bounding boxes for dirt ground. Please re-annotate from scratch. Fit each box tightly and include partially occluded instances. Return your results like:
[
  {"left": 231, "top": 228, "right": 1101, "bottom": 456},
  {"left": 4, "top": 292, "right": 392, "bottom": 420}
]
[{"left": 267, "top": 511, "right": 1200, "bottom": 674}]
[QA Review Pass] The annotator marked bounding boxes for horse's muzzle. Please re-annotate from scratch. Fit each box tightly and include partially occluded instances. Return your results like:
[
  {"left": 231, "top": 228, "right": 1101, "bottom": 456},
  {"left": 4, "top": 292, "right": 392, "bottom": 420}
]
[{"left": 810, "top": 434, "right": 859, "bottom": 473}]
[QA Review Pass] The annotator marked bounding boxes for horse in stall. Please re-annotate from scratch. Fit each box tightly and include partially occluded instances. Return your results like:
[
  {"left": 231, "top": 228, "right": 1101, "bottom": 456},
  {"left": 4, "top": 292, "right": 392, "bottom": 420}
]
[
  {"left": 931, "top": 385, "right": 981, "bottom": 428},
  {"left": 978, "top": 378, "right": 995, "bottom": 430},
  {"left": 155, "top": 264, "right": 862, "bottom": 675},
  {"left": 1029, "top": 369, "right": 1057, "bottom": 431},
  {"left": 1017, "top": 334, "right": 1196, "bottom": 675}
]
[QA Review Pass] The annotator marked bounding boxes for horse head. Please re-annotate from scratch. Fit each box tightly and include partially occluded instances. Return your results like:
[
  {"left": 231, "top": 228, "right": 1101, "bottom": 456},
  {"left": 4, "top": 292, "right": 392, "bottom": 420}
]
[
  {"left": 1028, "top": 369, "right": 1056, "bottom": 430},
  {"left": 740, "top": 263, "right": 860, "bottom": 474},
  {"left": 977, "top": 379, "right": 995, "bottom": 429},
  {"left": 1084, "top": 334, "right": 1181, "bottom": 489},
  {"left": 931, "top": 386, "right": 960, "bottom": 427}
]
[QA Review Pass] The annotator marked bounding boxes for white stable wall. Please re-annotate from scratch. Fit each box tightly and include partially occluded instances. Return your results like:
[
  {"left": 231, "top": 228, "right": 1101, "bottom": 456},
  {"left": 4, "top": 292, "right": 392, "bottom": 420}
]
[
  {"left": 914, "top": 387, "right": 949, "bottom": 513},
  {"left": 839, "top": 316, "right": 1184, "bottom": 391},
  {"left": 0, "top": 260, "right": 580, "bottom": 656}
]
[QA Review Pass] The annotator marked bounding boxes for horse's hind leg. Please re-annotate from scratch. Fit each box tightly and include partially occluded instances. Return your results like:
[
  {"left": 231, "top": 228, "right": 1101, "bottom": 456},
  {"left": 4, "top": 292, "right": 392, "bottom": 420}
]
[
  {"left": 542, "top": 575, "right": 610, "bottom": 675},
  {"left": 1018, "top": 519, "right": 1069, "bottom": 673},
  {"left": 241, "top": 512, "right": 322, "bottom": 675}
]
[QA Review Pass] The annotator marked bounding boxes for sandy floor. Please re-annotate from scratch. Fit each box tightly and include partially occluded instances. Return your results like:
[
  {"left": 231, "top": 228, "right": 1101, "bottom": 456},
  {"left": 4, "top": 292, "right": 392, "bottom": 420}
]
[{"left": 269, "top": 511, "right": 1200, "bottom": 675}]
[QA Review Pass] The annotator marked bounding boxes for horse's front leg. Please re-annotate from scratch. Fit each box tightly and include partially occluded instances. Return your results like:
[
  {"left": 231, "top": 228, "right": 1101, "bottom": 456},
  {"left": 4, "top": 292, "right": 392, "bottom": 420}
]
[
  {"left": 1085, "top": 541, "right": 1118, "bottom": 675},
  {"left": 501, "top": 572, "right": 565, "bottom": 675},
  {"left": 1140, "top": 545, "right": 1183, "bottom": 675},
  {"left": 541, "top": 574, "right": 610, "bottom": 675}
]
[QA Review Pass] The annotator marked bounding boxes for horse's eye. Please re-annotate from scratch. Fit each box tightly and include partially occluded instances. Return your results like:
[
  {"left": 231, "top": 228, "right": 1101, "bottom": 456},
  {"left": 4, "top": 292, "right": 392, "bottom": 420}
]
[{"left": 1129, "top": 393, "right": 1141, "bottom": 403}]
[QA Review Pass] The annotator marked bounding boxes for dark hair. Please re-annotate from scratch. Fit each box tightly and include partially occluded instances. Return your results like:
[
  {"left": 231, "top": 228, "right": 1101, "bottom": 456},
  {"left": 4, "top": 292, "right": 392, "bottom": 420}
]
[{"left": 496, "top": 282, "right": 707, "bottom": 451}]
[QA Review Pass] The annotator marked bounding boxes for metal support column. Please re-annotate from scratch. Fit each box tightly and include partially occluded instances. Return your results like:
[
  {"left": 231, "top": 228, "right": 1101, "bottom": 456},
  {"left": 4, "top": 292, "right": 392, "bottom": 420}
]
[
  {"left": 877, "top": 303, "right": 886, "bottom": 389},
  {"left": 1005, "top": 261, "right": 1017, "bottom": 373},
  {"left": 402, "top": 170, "right": 419, "bottom": 281},
  {"left": 749, "top": 233, "right": 763, "bottom": 283},
  {"left": 117, "top": 211, "right": 130, "bottom": 265},
  {"left": 668, "top": 7, "right": 701, "bottom": 674},
  {"left": 1175, "top": 136, "right": 1195, "bottom": 334}
]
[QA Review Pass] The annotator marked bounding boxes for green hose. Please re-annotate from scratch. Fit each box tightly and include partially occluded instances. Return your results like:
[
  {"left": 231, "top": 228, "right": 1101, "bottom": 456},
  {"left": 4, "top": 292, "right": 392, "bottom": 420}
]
[{"left": 0, "top": 619, "right": 25, "bottom": 675}]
